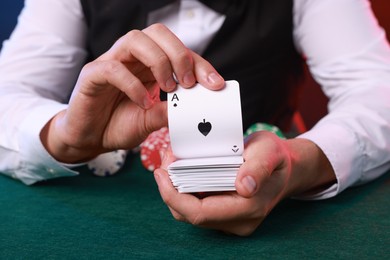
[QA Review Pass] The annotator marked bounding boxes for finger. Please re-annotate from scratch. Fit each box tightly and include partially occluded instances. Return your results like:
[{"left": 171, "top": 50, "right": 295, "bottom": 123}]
[
  {"left": 153, "top": 167, "right": 187, "bottom": 223},
  {"left": 167, "top": 206, "right": 188, "bottom": 223},
  {"left": 159, "top": 146, "right": 176, "bottom": 170},
  {"left": 191, "top": 52, "right": 225, "bottom": 90},
  {"left": 235, "top": 131, "right": 285, "bottom": 198},
  {"left": 154, "top": 168, "right": 205, "bottom": 224},
  {"left": 80, "top": 60, "right": 154, "bottom": 109},
  {"left": 201, "top": 218, "right": 262, "bottom": 237},
  {"left": 154, "top": 169, "right": 256, "bottom": 225},
  {"left": 154, "top": 169, "right": 201, "bottom": 216},
  {"left": 143, "top": 24, "right": 196, "bottom": 88},
  {"left": 99, "top": 29, "right": 177, "bottom": 92},
  {"left": 166, "top": 196, "right": 261, "bottom": 236},
  {"left": 154, "top": 166, "right": 264, "bottom": 236},
  {"left": 144, "top": 24, "right": 225, "bottom": 90}
]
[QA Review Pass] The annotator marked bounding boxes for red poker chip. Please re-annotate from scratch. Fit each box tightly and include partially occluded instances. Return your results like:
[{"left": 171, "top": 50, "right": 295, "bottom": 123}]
[{"left": 140, "top": 127, "right": 170, "bottom": 171}]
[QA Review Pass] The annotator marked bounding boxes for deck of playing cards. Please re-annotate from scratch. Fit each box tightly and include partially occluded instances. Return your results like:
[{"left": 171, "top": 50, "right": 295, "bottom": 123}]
[{"left": 167, "top": 80, "right": 244, "bottom": 193}]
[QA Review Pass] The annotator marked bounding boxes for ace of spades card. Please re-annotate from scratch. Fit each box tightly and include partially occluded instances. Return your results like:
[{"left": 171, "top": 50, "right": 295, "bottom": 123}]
[{"left": 167, "top": 80, "right": 244, "bottom": 193}]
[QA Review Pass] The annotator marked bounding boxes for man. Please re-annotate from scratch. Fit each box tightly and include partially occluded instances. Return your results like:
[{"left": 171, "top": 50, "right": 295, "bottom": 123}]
[{"left": 1, "top": 0, "right": 390, "bottom": 235}]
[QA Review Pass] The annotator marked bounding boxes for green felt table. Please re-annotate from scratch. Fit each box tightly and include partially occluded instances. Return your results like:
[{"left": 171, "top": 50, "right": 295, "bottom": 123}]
[{"left": 0, "top": 154, "right": 389, "bottom": 259}]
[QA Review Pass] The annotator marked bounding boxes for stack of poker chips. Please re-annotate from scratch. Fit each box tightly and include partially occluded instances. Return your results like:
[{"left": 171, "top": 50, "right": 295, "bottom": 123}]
[{"left": 140, "top": 127, "right": 170, "bottom": 171}]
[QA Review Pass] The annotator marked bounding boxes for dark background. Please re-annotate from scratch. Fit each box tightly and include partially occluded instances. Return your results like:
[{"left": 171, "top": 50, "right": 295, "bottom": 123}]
[{"left": 1, "top": 0, "right": 389, "bottom": 129}]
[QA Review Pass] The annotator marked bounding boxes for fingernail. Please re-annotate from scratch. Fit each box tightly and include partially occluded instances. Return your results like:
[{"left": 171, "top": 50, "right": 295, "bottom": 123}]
[
  {"left": 207, "top": 72, "right": 223, "bottom": 85},
  {"left": 183, "top": 71, "right": 195, "bottom": 86},
  {"left": 242, "top": 176, "right": 257, "bottom": 195},
  {"left": 166, "top": 77, "right": 177, "bottom": 91}
]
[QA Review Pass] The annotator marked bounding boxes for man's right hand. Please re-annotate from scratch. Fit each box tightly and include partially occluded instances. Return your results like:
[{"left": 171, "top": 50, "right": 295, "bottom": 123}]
[{"left": 40, "top": 23, "right": 224, "bottom": 163}]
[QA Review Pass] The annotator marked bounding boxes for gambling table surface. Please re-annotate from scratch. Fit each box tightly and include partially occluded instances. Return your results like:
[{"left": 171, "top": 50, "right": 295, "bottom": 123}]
[{"left": 0, "top": 154, "right": 389, "bottom": 259}]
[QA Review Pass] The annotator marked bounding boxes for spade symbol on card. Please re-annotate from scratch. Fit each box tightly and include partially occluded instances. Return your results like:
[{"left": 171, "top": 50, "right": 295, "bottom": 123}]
[
  {"left": 232, "top": 145, "right": 239, "bottom": 153},
  {"left": 198, "top": 119, "right": 212, "bottom": 136}
]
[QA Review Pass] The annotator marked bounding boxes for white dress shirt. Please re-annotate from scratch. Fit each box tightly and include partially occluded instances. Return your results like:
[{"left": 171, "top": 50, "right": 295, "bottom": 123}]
[{"left": 0, "top": 0, "right": 390, "bottom": 200}]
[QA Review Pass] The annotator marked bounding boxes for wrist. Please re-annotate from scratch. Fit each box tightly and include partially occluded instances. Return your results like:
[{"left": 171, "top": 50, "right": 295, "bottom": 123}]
[
  {"left": 283, "top": 138, "right": 336, "bottom": 198},
  {"left": 40, "top": 111, "right": 100, "bottom": 164}
]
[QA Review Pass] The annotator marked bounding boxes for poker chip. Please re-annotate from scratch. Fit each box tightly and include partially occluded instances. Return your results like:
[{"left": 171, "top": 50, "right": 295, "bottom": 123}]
[
  {"left": 244, "top": 123, "right": 285, "bottom": 139},
  {"left": 87, "top": 150, "right": 128, "bottom": 177},
  {"left": 140, "top": 127, "right": 170, "bottom": 171}
]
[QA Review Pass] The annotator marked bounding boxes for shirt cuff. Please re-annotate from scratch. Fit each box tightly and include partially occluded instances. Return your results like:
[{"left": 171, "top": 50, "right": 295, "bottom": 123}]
[
  {"left": 17, "top": 101, "right": 79, "bottom": 185},
  {"left": 294, "top": 122, "right": 363, "bottom": 200}
]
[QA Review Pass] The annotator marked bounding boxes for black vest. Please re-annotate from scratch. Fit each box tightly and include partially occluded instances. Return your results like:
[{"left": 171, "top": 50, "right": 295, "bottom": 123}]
[{"left": 80, "top": 0, "right": 304, "bottom": 131}]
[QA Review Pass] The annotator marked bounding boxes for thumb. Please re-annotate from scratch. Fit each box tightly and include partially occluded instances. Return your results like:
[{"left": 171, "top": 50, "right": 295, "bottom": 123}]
[
  {"left": 235, "top": 162, "right": 263, "bottom": 198},
  {"left": 143, "top": 101, "right": 168, "bottom": 134},
  {"left": 235, "top": 148, "right": 278, "bottom": 198},
  {"left": 235, "top": 131, "right": 283, "bottom": 198}
]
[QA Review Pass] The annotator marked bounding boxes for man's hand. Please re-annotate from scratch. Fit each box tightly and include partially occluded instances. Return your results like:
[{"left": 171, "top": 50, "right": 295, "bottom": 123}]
[
  {"left": 154, "top": 131, "right": 336, "bottom": 236},
  {"left": 40, "top": 24, "right": 224, "bottom": 163}
]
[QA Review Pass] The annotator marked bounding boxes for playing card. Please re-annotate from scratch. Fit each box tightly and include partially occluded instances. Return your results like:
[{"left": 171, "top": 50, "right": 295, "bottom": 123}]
[
  {"left": 167, "top": 80, "right": 243, "bottom": 159},
  {"left": 168, "top": 156, "right": 243, "bottom": 168},
  {"left": 177, "top": 186, "right": 236, "bottom": 193},
  {"left": 167, "top": 80, "right": 244, "bottom": 193}
]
